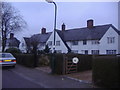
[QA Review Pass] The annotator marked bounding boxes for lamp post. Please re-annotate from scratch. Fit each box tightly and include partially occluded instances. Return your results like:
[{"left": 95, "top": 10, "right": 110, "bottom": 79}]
[
  {"left": 46, "top": 0, "right": 57, "bottom": 74},
  {"left": 46, "top": 0, "right": 57, "bottom": 53}
]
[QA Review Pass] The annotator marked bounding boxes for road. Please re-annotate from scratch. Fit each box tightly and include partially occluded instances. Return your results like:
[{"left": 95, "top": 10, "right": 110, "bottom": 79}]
[
  {"left": 2, "top": 64, "right": 93, "bottom": 89},
  {"left": 2, "top": 67, "right": 43, "bottom": 88}
]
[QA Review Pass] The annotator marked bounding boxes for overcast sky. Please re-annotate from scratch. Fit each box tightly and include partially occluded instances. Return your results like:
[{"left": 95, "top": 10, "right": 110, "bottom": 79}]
[{"left": 10, "top": 2, "right": 118, "bottom": 40}]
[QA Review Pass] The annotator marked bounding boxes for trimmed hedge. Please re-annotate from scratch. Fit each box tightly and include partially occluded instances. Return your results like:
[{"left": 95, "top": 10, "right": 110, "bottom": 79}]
[
  {"left": 5, "top": 48, "right": 21, "bottom": 54},
  {"left": 15, "top": 54, "right": 34, "bottom": 67},
  {"left": 92, "top": 55, "right": 120, "bottom": 88}
]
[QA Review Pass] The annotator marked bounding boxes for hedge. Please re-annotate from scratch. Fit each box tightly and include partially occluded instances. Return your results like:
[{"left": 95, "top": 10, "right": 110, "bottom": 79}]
[
  {"left": 92, "top": 55, "right": 120, "bottom": 88},
  {"left": 14, "top": 54, "right": 34, "bottom": 67}
]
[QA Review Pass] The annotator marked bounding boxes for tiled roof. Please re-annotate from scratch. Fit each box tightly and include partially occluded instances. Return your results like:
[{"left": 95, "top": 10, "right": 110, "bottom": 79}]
[
  {"left": 24, "top": 32, "right": 52, "bottom": 46},
  {"left": 31, "top": 32, "right": 52, "bottom": 43},
  {"left": 57, "top": 24, "right": 119, "bottom": 41},
  {"left": 6, "top": 38, "right": 20, "bottom": 47}
]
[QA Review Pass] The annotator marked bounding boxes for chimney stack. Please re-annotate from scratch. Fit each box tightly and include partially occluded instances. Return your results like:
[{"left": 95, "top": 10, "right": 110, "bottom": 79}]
[
  {"left": 41, "top": 28, "right": 46, "bottom": 34},
  {"left": 87, "top": 19, "right": 94, "bottom": 28},
  {"left": 10, "top": 33, "right": 14, "bottom": 39},
  {"left": 62, "top": 23, "right": 66, "bottom": 31}
]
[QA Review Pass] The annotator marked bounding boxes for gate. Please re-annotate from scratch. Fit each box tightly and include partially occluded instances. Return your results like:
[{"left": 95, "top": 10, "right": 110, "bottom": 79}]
[{"left": 65, "top": 56, "right": 78, "bottom": 74}]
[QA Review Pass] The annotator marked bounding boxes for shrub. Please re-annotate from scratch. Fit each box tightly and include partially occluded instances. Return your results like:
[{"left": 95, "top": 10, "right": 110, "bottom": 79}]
[
  {"left": 38, "top": 54, "right": 50, "bottom": 66},
  {"left": 5, "top": 48, "right": 21, "bottom": 54}
]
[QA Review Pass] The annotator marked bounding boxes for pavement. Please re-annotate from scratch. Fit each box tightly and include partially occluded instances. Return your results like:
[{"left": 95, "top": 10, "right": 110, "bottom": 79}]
[{"left": 4, "top": 64, "right": 95, "bottom": 88}]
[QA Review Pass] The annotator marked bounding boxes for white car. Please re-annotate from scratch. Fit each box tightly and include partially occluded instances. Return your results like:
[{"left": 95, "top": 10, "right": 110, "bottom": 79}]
[{"left": 0, "top": 53, "right": 16, "bottom": 67}]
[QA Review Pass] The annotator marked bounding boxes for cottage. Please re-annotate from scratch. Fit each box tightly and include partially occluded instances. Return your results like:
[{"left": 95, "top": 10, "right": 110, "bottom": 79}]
[
  {"left": 5, "top": 33, "right": 20, "bottom": 50},
  {"left": 47, "top": 19, "right": 120, "bottom": 54},
  {"left": 19, "top": 28, "right": 52, "bottom": 53}
]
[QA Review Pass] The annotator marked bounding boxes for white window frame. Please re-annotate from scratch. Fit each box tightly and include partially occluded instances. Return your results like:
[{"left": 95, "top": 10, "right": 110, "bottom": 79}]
[
  {"left": 106, "top": 50, "right": 116, "bottom": 54},
  {"left": 56, "top": 41, "right": 60, "bottom": 46},
  {"left": 72, "top": 41, "right": 78, "bottom": 46},
  {"left": 91, "top": 50, "right": 99, "bottom": 55},
  {"left": 92, "top": 40, "right": 99, "bottom": 45},
  {"left": 83, "top": 40, "right": 87, "bottom": 45},
  {"left": 107, "top": 37, "right": 115, "bottom": 44},
  {"left": 71, "top": 50, "right": 78, "bottom": 53},
  {"left": 56, "top": 50, "right": 62, "bottom": 53},
  {"left": 48, "top": 41, "right": 52, "bottom": 46}
]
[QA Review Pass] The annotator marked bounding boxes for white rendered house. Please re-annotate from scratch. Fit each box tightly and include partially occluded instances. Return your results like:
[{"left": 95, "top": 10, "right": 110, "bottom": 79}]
[
  {"left": 19, "top": 28, "right": 52, "bottom": 53},
  {"left": 19, "top": 37, "right": 29, "bottom": 53},
  {"left": 47, "top": 20, "right": 120, "bottom": 54}
]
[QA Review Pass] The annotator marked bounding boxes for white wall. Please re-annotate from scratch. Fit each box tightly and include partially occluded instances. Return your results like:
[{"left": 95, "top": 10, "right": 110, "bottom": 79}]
[
  {"left": 46, "top": 31, "right": 68, "bottom": 53},
  {"left": 118, "top": 1, "right": 120, "bottom": 30},
  {"left": 118, "top": 35, "right": 120, "bottom": 54},
  {"left": 19, "top": 38, "right": 27, "bottom": 53},
  {"left": 99, "top": 27, "right": 119, "bottom": 54},
  {"left": 24, "top": 26, "right": 119, "bottom": 55},
  {"left": 67, "top": 40, "right": 100, "bottom": 54},
  {"left": 38, "top": 43, "right": 45, "bottom": 50}
]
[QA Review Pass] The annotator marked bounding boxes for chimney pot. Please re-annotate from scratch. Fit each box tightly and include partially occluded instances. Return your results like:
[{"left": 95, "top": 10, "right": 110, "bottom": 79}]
[
  {"left": 87, "top": 19, "right": 94, "bottom": 28},
  {"left": 41, "top": 28, "right": 46, "bottom": 34},
  {"left": 10, "top": 33, "right": 14, "bottom": 39},
  {"left": 62, "top": 23, "right": 66, "bottom": 31}
]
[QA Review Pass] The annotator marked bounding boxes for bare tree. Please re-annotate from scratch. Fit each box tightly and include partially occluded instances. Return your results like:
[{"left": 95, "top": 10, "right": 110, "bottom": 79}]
[{"left": 0, "top": 2, "right": 27, "bottom": 52}]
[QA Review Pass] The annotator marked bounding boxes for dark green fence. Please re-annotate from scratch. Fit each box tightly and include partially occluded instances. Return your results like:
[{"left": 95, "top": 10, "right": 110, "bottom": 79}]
[{"left": 51, "top": 53, "right": 92, "bottom": 75}]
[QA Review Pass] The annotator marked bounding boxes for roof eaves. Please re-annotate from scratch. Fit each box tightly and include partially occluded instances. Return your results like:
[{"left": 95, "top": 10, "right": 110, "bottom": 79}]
[{"left": 56, "top": 30, "right": 71, "bottom": 52}]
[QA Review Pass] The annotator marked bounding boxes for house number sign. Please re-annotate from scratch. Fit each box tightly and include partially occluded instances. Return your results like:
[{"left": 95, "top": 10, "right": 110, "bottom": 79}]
[{"left": 72, "top": 57, "right": 79, "bottom": 64}]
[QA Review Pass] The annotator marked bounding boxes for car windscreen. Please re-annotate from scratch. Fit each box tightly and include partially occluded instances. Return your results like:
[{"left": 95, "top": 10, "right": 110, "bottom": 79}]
[{"left": 0, "top": 53, "right": 13, "bottom": 58}]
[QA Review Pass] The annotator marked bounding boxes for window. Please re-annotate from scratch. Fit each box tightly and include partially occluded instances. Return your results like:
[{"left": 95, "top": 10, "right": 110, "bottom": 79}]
[
  {"left": 92, "top": 40, "right": 99, "bottom": 45},
  {"left": 56, "top": 41, "right": 60, "bottom": 46},
  {"left": 22, "top": 43, "right": 24, "bottom": 47},
  {"left": 91, "top": 50, "right": 99, "bottom": 55},
  {"left": 72, "top": 41, "right": 78, "bottom": 45},
  {"left": 107, "top": 37, "right": 115, "bottom": 44},
  {"left": 84, "top": 50, "right": 88, "bottom": 54},
  {"left": 83, "top": 40, "right": 87, "bottom": 45},
  {"left": 106, "top": 50, "right": 116, "bottom": 54},
  {"left": 56, "top": 50, "right": 62, "bottom": 53},
  {"left": 48, "top": 41, "right": 52, "bottom": 46},
  {"left": 71, "top": 50, "right": 78, "bottom": 53},
  {"left": 82, "top": 50, "right": 88, "bottom": 54}
]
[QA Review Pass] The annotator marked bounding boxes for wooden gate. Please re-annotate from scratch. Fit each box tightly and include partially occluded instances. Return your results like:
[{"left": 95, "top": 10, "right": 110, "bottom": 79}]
[{"left": 65, "top": 56, "right": 77, "bottom": 74}]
